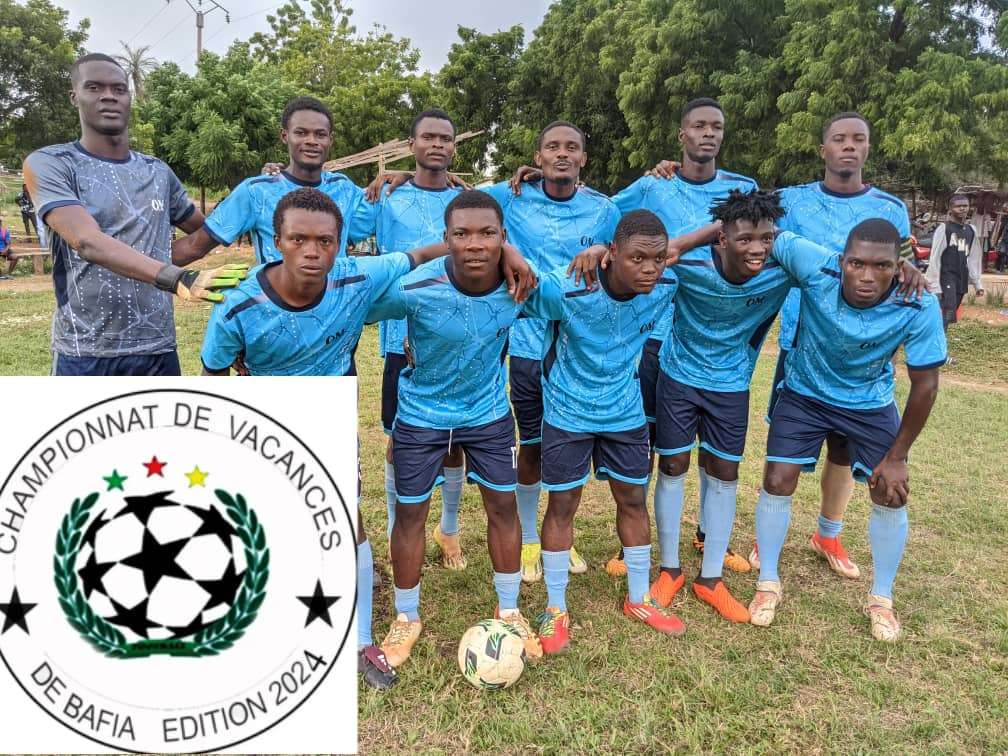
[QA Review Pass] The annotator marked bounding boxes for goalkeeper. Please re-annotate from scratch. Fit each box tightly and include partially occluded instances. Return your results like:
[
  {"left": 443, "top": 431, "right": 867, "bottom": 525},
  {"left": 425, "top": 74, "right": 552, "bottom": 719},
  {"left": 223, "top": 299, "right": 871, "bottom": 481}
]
[{"left": 23, "top": 52, "right": 247, "bottom": 376}]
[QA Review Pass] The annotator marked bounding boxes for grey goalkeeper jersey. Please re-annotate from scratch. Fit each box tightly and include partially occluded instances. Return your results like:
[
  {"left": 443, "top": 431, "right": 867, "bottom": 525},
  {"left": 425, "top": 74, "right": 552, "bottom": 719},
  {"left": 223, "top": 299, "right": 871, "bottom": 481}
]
[{"left": 24, "top": 141, "right": 195, "bottom": 357}]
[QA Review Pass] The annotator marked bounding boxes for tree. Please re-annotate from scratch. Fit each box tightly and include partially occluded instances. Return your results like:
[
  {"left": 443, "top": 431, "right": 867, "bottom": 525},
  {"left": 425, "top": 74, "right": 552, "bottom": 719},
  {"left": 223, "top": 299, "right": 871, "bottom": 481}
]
[
  {"left": 436, "top": 25, "right": 525, "bottom": 178},
  {"left": 0, "top": 0, "right": 88, "bottom": 163},
  {"left": 115, "top": 42, "right": 157, "bottom": 102}
]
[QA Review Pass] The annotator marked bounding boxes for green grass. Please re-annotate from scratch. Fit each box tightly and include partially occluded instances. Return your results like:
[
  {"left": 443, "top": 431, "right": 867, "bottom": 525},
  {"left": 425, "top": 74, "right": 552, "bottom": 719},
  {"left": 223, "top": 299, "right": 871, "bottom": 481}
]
[{"left": 1, "top": 286, "right": 1007, "bottom": 753}]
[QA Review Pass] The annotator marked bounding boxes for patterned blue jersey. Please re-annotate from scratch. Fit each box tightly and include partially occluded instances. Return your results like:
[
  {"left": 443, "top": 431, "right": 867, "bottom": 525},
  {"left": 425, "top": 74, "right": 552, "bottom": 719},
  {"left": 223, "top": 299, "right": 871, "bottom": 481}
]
[
  {"left": 611, "top": 170, "right": 757, "bottom": 342},
  {"left": 524, "top": 265, "right": 678, "bottom": 433},
  {"left": 777, "top": 182, "right": 910, "bottom": 349},
  {"left": 660, "top": 231, "right": 832, "bottom": 392},
  {"left": 786, "top": 263, "right": 946, "bottom": 409},
  {"left": 483, "top": 180, "right": 620, "bottom": 359},
  {"left": 201, "top": 253, "right": 413, "bottom": 375},
  {"left": 367, "top": 256, "right": 525, "bottom": 430},
  {"left": 352, "top": 180, "right": 462, "bottom": 357},
  {"left": 203, "top": 171, "right": 373, "bottom": 264}
]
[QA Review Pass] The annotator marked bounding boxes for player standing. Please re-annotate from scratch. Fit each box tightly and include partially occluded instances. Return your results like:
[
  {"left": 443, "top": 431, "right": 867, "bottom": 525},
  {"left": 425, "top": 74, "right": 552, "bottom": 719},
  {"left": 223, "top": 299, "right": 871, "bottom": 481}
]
[
  {"left": 749, "top": 218, "right": 945, "bottom": 642},
  {"left": 24, "top": 53, "right": 245, "bottom": 376}
]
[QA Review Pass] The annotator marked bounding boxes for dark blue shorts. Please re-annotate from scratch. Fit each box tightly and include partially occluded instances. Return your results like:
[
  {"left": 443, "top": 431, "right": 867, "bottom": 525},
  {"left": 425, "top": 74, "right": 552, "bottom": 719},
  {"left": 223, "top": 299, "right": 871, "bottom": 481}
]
[
  {"left": 655, "top": 369, "right": 749, "bottom": 462},
  {"left": 52, "top": 350, "right": 181, "bottom": 376},
  {"left": 541, "top": 421, "right": 651, "bottom": 491},
  {"left": 509, "top": 356, "right": 543, "bottom": 445},
  {"left": 766, "top": 388, "right": 899, "bottom": 482},
  {"left": 638, "top": 338, "right": 662, "bottom": 425},
  {"left": 381, "top": 352, "right": 409, "bottom": 434},
  {"left": 766, "top": 348, "right": 789, "bottom": 422},
  {"left": 392, "top": 415, "right": 517, "bottom": 504}
]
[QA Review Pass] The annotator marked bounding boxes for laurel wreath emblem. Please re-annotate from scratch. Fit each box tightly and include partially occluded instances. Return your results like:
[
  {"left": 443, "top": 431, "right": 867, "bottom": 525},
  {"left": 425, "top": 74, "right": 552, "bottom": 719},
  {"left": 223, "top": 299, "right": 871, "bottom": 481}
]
[{"left": 54, "top": 489, "right": 269, "bottom": 658}]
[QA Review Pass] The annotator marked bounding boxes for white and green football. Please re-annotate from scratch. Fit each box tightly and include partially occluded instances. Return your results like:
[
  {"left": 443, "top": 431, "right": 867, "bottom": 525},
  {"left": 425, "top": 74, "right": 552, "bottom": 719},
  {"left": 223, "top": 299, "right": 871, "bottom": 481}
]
[{"left": 457, "top": 619, "right": 526, "bottom": 690}]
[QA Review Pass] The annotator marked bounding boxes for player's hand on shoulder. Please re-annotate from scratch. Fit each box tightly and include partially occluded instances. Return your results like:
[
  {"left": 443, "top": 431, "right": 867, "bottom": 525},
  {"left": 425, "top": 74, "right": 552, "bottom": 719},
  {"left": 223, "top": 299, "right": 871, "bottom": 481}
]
[
  {"left": 365, "top": 171, "right": 413, "bottom": 203},
  {"left": 231, "top": 353, "right": 250, "bottom": 376},
  {"left": 869, "top": 456, "right": 909, "bottom": 507},
  {"left": 403, "top": 338, "right": 415, "bottom": 368},
  {"left": 501, "top": 242, "right": 536, "bottom": 303},
  {"left": 896, "top": 259, "right": 926, "bottom": 300},
  {"left": 509, "top": 165, "right": 542, "bottom": 196},
  {"left": 446, "top": 172, "right": 472, "bottom": 191},
  {"left": 567, "top": 243, "right": 610, "bottom": 288},
  {"left": 645, "top": 159, "right": 679, "bottom": 180},
  {"left": 261, "top": 162, "right": 283, "bottom": 176}
]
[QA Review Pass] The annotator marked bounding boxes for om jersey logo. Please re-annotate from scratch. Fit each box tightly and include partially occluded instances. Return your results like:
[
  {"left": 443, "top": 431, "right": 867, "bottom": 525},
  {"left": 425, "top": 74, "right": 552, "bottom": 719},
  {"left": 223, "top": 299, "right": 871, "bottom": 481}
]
[{"left": 0, "top": 382, "right": 357, "bottom": 753}]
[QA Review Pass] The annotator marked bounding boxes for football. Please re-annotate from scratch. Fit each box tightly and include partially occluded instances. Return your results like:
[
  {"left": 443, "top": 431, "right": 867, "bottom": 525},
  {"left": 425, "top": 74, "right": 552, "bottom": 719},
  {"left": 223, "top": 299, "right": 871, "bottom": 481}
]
[{"left": 457, "top": 618, "right": 526, "bottom": 690}]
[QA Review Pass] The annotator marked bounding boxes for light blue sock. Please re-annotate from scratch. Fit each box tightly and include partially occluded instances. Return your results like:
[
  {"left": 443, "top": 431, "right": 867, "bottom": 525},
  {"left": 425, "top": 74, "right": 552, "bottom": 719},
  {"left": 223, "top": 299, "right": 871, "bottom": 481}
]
[
  {"left": 623, "top": 544, "right": 652, "bottom": 604},
  {"left": 393, "top": 583, "right": 421, "bottom": 622},
  {"left": 755, "top": 489, "right": 792, "bottom": 583},
  {"left": 542, "top": 549, "right": 569, "bottom": 611},
  {"left": 697, "top": 466, "right": 709, "bottom": 536},
  {"left": 440, "top": 465, "right": 464, "bottom": 536},
  {"left": 384, "top": 461, "right": 397, "bottom": 539},
  {"left": 869, "top": 505, "right": 909, "bottom": 599},
  {"left": 493, "top": 570, "right": 521, "bottom": 612},
  {"left": 653, "top": 471, "right": 686, "bottom": 568},
  {"left": 357, "top": 539, "right": 374, "bottom": 648},
  {"left": 516, "top": 482, "right": 541, "bottom": 545},
  {"left": 700, "top": 474, "right": 738, "bottom": 579},
  {"left": 817, "top": 514, "right": 843, "bottom": 539}
]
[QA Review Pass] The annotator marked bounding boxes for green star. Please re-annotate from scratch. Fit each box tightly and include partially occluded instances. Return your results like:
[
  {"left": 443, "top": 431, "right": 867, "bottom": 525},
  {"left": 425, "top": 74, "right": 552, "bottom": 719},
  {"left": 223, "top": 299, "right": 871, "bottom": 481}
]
[{"left": 103, "top": 469, "right": 128, "bottom": 491}]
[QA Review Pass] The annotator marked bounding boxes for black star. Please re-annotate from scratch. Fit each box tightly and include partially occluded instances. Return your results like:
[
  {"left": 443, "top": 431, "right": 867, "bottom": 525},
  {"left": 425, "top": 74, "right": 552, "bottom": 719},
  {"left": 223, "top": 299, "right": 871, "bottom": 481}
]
[
  {"left": 167, "top": 613, "right": 208, "bottom": 640},
  {"left": 121, "top": 528, "right": 192, "bottom": 593},
  {"left": 81, "top": 508, "right": 109, "bottom": 550},
  {"left": 297, "top": 580, "right": 340, "bottom": 627},
  {"left": 197, "top": 557, "right": 245, "bottom": 611},
  {"left": 0, "top": 587, "right": 37, "bottom": 635},
  {"left": 77, "top": 551, "right": 115, "bottom": 599},
  {"left": 106, "top": 596, "right": 159, "bottom": 638},
  {"left": 186, "top": 504, "right": 237, "bottom": 549},
  {"left": 114, "top": 491, "right": 177, "bottom": 526}
]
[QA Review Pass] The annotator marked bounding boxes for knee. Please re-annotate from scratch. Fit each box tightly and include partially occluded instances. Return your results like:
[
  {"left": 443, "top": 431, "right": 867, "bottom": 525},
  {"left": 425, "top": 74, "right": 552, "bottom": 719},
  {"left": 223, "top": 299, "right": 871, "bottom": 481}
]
[
  {"left": 705, "top": 457, "right": 739, "bottom": 483},
  {"left": 763, "top": 466, "right": 798, "bottom": 497},
  {"left": 393, "top": 503, "right": 427, "bottom": 529},
  {"left": 545, "top": 493, "right": 579, "bottom": 522},
  {"left": 484, "top": 495, "right": 517, "bottom": 523},
  {"left": 658, "top": 453, "right": 689, "bottom": 477},
  {"left": 518, "top": 444, "right": 541, "bottom": 466}
]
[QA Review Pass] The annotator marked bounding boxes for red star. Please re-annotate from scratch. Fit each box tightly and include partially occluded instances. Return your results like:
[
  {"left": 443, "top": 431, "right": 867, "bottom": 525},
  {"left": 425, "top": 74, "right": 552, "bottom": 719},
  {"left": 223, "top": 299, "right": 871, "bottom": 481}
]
[{"left": 143, "top": 456, "right": 167, "bottom": 477}]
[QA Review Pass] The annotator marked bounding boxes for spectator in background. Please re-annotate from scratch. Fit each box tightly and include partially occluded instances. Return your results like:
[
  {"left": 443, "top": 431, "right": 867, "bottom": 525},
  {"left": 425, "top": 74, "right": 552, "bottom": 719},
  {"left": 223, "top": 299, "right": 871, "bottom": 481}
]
[
  {"left": 15, "top": 184, "right": 38, "bottom": 239},
  {"left": 0, "top": 217, "right": 15, "bottom": 279},
  {"left": 926, "top": 194, "right": 985, "bottom": 332}
]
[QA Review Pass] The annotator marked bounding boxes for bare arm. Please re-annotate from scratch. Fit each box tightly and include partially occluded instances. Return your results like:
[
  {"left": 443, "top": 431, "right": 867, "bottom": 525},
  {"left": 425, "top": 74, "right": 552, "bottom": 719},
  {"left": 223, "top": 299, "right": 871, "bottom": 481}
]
[
  {"left": 869, "top": 366, "right": 940, "bottom": 506},
  {"left": 171, "top": 225, "right": 221, "bottom": 266}
]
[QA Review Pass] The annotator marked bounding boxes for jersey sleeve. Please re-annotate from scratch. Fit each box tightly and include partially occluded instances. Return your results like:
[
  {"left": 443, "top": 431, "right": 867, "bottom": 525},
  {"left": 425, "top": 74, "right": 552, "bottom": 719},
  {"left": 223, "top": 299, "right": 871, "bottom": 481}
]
[
  {"left": 23, "top": 150, "right": 83, "bottom": 221},
  {"left": 521, "top": 269, "right": 567, "bottom": 321},
  {"left": 165, "top": 165, "right": 196, "bottom": 225},
  {"left": 481, "top": 181, "right": 514, "bottom": 214},
  {"left": 610, "top": 176, "right": 650, "bottom": 214},
  {"left": 203, "top": 180, "right": 256, "bottom": 245},
  {"left": 892, "top": 202, "right": 913, "bottom": 261},
  {"left": 771, "top": 231, "right": 834, "bottom": 285},
  {"left": 344, "top": 183, "right": 377, "bottom": 243},
  {"left": 904, "top": 296, "right": 948, "bottom": 370},
  {"left": 601, "top": 200, "right": 621, "bottom": 242},
  {"left": 201, "top": 298, "right": 246, "bottom": 372},
  {"left": 360, "top": 253, "right": 414, "bottom": 321}
]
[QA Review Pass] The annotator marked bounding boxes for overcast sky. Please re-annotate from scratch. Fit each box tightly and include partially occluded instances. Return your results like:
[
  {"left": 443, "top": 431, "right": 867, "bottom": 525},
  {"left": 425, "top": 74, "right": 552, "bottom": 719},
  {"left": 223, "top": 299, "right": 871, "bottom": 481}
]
[{"left": 61, "top": 0, "right": 552, "bottom": 74}]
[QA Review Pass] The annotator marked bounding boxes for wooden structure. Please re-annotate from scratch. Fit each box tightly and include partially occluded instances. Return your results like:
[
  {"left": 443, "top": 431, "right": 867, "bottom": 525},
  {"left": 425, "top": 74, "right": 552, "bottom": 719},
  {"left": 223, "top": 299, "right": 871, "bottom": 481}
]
[{"left": 324, "top": 130, "right": 485, "bottom": 174}]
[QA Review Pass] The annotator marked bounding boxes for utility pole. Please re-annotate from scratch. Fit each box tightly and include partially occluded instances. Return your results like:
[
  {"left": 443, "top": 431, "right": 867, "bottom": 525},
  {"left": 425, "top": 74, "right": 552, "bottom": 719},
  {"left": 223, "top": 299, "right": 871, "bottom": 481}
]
[{"left": 179, "top": 0, "right": 230, "bottom": 212}]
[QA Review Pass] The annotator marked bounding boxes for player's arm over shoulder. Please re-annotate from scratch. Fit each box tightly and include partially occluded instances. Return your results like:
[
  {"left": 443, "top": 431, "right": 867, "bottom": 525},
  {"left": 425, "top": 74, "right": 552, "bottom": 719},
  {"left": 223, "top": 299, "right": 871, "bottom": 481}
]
[
  {"left": 522, "top": 267, "right": 570, "bottom": 321},
  {"left": 771, "top": 230, "right": 835, "bottom": 284}
]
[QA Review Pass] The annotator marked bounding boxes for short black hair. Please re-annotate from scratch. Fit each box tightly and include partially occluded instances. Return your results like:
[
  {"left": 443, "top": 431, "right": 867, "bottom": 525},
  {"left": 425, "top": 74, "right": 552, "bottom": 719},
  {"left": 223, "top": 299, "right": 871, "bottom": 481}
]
[
  {"left": 614, "top": 209, "right": 668, "bottom": 247},
  {"left": 71, "top": 53, "right": 126, "bottom": 85},
  {"left": 273, "top": 187, "right": 343, "bottom": 237},
  {"left": 537, "top": 120, "right": 586, "bottom": 150},
  {"left": 844, "top": 218, "right": 901, "bottom": 258},
  {"left": 281, "top": 96, "right": 333, "bottom": 130},
  {"left": 710, "top": 188, "right": 785, "bottom": 227},
  {"left": 411, "top": 108, "right": 456, "bottom": 138},
  {"left": 444, "top": 190, "right": 503, "bottom": 227},
  {"left": 949, "top": 193, "right": 970, "bottom": 205},
  {"left": 681, "top": 97, "right": 724, "bottom": 123},
  {"left": 822, "top": 111, "right": 870, "bottom": 141}
]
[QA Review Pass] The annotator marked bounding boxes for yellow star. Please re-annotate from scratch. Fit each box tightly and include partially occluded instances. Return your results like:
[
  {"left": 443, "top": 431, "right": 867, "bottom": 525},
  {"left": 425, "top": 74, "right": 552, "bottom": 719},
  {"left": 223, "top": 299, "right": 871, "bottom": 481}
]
[{"left": 185, "top": 466, "right": 209, "bottom": 487}]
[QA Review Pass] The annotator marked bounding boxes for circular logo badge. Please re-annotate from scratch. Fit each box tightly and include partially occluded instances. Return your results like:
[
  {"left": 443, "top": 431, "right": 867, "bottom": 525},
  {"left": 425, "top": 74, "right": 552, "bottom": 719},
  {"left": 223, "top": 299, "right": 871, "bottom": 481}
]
[{"left": 0, "top": 390, "right": 355, "bottom": 752}]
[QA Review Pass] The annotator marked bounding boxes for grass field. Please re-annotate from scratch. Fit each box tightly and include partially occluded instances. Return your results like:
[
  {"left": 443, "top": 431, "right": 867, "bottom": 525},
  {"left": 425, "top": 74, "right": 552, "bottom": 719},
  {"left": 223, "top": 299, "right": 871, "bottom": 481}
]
[{"left": 1, "top": 268, "right": 1007, "bottom": 754}]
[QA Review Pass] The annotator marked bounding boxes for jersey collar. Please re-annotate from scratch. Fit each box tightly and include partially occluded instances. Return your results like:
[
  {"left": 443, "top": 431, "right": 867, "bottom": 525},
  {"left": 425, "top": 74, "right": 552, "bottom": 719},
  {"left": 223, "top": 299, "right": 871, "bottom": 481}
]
[
  {"left": 73, "top": 140, "right": 132, "bottom": 164},
  {"left": 540, "top": 181, "right": 578, "bottom": 203},
  {"left": 675, "top": 171, "right": 718, "bottom": 186},
  {"left": 281, "top": 170, "right": 323, "bottom": 188},
  {"left": 258, "top": 261, "right": 328, "bottom": 311},
  {"left": 818, "top": 181, "right": 871, "bottom": 198}
]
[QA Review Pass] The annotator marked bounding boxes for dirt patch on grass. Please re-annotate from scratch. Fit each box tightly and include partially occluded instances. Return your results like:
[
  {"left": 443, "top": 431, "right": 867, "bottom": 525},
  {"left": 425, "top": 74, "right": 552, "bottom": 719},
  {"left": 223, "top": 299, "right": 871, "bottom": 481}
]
[{"left": 960, "top": 304, "right": 1008, "bottom": 327}]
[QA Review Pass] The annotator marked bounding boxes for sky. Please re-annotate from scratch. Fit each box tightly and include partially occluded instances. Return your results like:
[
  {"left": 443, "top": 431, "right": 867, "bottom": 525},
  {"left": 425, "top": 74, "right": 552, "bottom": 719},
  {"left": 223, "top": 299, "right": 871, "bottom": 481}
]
[{"left": 61, "top": 0, "right": 553, "bottom": 74}]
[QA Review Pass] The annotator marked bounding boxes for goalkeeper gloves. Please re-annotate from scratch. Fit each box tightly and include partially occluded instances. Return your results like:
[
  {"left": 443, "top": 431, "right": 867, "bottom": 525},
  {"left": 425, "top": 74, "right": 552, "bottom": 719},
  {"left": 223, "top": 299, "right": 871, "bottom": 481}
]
[{"left": 155, "top": 263, "right": 249, "bottom": 303}]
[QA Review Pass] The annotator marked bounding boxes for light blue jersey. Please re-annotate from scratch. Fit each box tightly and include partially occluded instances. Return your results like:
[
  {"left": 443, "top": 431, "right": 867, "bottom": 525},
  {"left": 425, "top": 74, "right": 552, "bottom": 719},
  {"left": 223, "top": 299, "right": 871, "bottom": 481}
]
[
  {"left": 777, "top": 182, "right": 910, "bottom": 349},
  {"left": 204, "top": 171, "right": 373, "bottom": 264},
  {"left": 352, "top": 180, "right": 462, "bottom": 356},
  {"left": 611, "top": 170, "right": 757, "bottom": 342},
  {"left": 367, "top": 256, "right": 525, "bottom": 430},
  {"left": 523, "top": 265, "right": 678, "bottom": 433},
  {"left": 660, "top": 231, "right": 832, "bottom": 392},
  {"left": 201, "top": 253, "right": 413, "bottom": 375},
  {"left": 786, "top": 265, "right": 946, "bottom": 409},
  {"left": 483, "top": 180, "right": 620, "bottom": 359}
]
